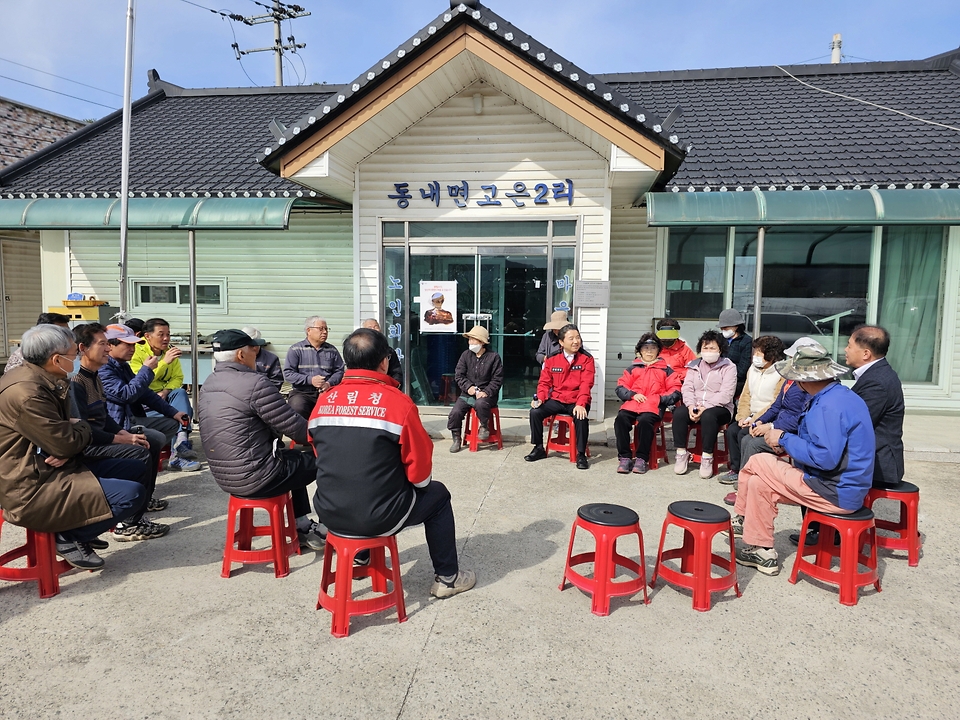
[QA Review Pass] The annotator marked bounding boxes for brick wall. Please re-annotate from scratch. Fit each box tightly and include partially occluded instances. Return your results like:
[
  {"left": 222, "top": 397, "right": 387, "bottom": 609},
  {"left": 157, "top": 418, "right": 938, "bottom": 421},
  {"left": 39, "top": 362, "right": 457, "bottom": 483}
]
[{"left": 0, "top": 99, "right": 86, "bottom": 169}]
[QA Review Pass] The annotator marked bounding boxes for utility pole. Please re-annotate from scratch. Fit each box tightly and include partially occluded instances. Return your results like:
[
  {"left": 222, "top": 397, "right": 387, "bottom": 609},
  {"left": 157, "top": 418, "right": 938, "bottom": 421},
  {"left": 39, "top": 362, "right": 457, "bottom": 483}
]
[{"left": 232, "top": 0, "right": 310, "bottom": 86}]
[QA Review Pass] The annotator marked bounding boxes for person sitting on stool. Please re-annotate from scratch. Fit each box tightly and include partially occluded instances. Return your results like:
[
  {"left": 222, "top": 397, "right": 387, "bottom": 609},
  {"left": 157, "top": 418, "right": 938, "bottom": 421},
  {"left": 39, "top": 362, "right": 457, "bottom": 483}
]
[
  {"left": 525, "top": 324, "right": 595, "bottom": 470},
  {"left": 447, "top": 325, "right": 503, "bottom": 453}
]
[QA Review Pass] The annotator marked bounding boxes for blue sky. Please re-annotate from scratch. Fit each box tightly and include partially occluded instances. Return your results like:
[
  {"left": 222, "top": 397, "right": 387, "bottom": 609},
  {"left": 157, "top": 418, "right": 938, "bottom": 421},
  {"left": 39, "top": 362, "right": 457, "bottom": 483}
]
[{"left": 2, "top": 0, "right": 958, "bottom": 121}]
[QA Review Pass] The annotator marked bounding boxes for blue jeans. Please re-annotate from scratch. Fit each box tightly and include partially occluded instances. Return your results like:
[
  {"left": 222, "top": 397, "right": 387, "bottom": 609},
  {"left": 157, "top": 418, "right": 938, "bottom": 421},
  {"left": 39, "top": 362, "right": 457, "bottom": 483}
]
[
  {"left": 59, "top": 458, "right": 147, "bottom": 543},
  {"left": 147, "top": 388, "right": 193, "bottom": 435}
]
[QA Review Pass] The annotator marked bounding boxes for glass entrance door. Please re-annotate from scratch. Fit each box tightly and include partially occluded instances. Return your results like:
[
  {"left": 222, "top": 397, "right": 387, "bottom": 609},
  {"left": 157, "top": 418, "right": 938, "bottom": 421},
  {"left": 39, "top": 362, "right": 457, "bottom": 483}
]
[{"left": 407, "top": 246, "right": 548, "bottom": 408}]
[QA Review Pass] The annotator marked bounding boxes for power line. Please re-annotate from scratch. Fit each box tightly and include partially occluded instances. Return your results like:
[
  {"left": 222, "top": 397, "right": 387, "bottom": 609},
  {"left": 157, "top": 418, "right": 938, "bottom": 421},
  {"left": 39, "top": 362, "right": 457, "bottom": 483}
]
[
  {"left": 0, "top": 74, "right": 116, "bottom": 110},
  {"left": 174, "top": 0, "right": 252, "bottom": 24},
  {"left": 0, "top": 57, "right": 122, "bottom": 97},
  {"left": 225, "top": 15, "right": 261, "bottom": 86}
]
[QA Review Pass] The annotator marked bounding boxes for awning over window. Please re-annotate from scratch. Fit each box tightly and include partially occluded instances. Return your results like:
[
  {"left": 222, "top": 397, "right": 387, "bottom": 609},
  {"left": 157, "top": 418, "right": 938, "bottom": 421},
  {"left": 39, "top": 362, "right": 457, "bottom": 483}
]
[
  {"left": 645, "top": 188, "right": 960, "bottom": 226},
  {"left": 0, "top": 197, "right": 300, "bottom": 230}
]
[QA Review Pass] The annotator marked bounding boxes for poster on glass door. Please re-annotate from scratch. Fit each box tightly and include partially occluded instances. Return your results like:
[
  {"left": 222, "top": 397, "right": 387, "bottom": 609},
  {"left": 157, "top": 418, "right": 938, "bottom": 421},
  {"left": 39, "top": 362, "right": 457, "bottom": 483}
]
[{"left": 418, "top": 280, "right": 457, "bottom": 333}]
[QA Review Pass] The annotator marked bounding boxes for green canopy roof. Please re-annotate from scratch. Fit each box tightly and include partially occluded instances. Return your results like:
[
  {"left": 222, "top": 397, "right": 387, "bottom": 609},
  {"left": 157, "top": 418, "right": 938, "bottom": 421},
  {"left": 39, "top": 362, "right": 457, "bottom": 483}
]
[
  {"left": 0, "top": 196, "right": 300, "bottom": 230},
  {"left": 645, "top": 188, "right": 960, "bottom": 226}
]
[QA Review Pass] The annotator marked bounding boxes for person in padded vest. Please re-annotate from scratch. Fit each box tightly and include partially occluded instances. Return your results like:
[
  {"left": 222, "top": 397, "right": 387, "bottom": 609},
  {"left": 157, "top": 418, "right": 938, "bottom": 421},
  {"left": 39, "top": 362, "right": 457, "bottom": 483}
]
[
  {"left": 525, "top": 324, "right": 596, "bottom": 470},
  {"left": 613, "top": 333, "right": 682, "bottom": 475}
]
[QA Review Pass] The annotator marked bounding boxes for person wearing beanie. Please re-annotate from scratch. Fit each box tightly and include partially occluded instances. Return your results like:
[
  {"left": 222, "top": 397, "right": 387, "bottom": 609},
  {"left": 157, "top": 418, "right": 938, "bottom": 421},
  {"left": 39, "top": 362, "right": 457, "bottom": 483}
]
[{"left": 718, "top": 308, "right": 753, "bottom": 399}]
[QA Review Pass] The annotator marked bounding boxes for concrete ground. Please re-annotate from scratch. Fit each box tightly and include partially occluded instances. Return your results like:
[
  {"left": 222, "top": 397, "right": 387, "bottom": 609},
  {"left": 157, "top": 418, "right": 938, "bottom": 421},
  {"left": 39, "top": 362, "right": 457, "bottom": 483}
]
[{"left": 1, "top": 424, "right": 958, "bottom": 719}]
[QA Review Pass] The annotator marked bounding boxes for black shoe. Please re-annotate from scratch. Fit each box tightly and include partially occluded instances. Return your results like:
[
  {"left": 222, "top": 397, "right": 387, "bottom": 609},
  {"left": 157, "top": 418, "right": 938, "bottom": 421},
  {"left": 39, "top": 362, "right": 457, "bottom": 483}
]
[
  {"left": 449, "top": 433, "right": 462, "bottom": 454},
  {"left": 576, "top": 453, "right": 589, "bottom": 470},
  {"left": 789, "top": 530, "right": 820, "bottom": 547},
  {"left": 298, "top": 521, "right": 326, "bottom": 552},
  {"left": 89, "top": 537, "right": 109, "bottom": 550},
  {"left": 524, "top": 446, "right": 547, "bottom": 462},
  {"left": 56, "top": 540, "right": 105, "bottom": 570}
]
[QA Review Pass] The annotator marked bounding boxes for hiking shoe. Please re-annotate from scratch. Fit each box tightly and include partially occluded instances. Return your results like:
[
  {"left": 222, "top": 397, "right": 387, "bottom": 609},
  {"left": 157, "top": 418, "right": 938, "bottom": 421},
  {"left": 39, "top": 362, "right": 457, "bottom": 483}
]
[
  {"left": 174, "top": 437, "right": 197, "bottom": 460},
  {"left": 89, "top": 537, "right": 109, "bottom": 550},
  {"left": 112, "top": 519, "right": 169, "bottom": 541},
  {"left": 723, "top": 491, "right": 737, "bottom": 507},
  {"left": 430, "top": 569, "right": 476, "bottom": 599},
  {"left": 718, "top": 471, "right": 739, "bottom": 485},
  {"left": 56, "top": 540, "right": 105, "bottom": 570},
  {"left": 298, "top": 522, "right": 326, "bottom": 552},
  {"left": 353, "top": 551, "right": 371, "bottom": 567},
  {"left": 699, "top": 455, "right": 715, "bottom": 479},
  {"left": 729, "top": 514, "right": 744, "bottom": 538},
  {"left": 449, "top": 433, "right": 462, "bottom": 453},
  {"left": 616, "top": 457, "right": 634, "bottom": 474},
  {"left": 146, "top": 496, "right": 168, "bottom": 513},
  {"left": 478, "top": 425, "right": 490, "bottom": 441},
  {"left": 632, "top": 458, "right": 649, "bottom": 474},
  {"left": 674, "top": 450, "right": 690, "bottom": 475},
  {"left": 735, "top": 545, "right": 780, "bottom": 576},
  {"left": 168, "top": 457, "right": 201, "bottom": 472}
]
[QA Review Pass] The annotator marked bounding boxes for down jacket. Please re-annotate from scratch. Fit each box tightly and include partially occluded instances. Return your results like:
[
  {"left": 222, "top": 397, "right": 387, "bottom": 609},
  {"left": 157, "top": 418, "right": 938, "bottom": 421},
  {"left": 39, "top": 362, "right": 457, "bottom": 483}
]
[
  {"left": 615, "top": 357, "right": 682, "bottom": 415},
  {"left": 198, "top": 362, "right": 308, "bottom": 495},
  {"left": 0, "top": 363, "right": 111, "bottom": 532},
  {"left": 681, "top": 357, "right": 737, "bottom": 415}
]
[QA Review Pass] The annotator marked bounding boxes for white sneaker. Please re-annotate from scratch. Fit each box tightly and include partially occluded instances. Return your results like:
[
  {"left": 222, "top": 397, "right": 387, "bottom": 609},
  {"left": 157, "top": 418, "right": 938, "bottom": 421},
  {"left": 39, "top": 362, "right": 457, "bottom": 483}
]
[
  {"left": 699, "top": 454, "right": 715, "bottom": 479},
  {"left": 674, "top": 450, "right": 690, "bottom": 475}
]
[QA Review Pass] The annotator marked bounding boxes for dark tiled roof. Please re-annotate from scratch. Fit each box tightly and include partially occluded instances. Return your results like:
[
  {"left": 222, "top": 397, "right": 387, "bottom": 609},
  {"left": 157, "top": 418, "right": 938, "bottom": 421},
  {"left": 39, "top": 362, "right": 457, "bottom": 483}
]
[
  {"left": 601, "top": 54, "right": 960, "bottom": 192},
  {"left": 0, "top": 80, "right": 337, "bottom": 198}
]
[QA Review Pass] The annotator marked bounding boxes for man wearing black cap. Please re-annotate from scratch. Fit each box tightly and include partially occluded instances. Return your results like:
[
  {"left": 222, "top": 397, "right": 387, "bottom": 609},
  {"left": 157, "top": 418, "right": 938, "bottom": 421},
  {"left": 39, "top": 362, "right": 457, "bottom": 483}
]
[{"left": 198, "top": 329, "right": 326, "bottom": 551}]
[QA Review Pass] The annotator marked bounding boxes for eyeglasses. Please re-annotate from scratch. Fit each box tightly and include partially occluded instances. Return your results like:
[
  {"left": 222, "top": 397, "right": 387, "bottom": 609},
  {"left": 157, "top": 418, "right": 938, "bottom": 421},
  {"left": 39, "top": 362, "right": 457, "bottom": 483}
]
[{"left": 308, "top": 326, "right": 328, "bottom": 332}]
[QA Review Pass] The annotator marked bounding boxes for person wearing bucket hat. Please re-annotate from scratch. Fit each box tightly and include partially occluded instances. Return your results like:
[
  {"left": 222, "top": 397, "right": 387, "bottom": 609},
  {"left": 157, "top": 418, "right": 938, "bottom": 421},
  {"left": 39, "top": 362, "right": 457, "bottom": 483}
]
[
  {"left": 447, "top": 325, "right": 503, "bottom": 453},
  {"left": 718, "top": 308, "right": 752, "bottom": 399},
  {"left": 729, "top": 342, "right": 875, "bottom": 577},
  {"left": 655, "top": 318, "right": 696, "bottom": 384},
  {"left": 241, "top": 326, "right": 282, "bottom": 390},
  {"left": 536, "top": 311, "right": 569, "bottom": 365}
]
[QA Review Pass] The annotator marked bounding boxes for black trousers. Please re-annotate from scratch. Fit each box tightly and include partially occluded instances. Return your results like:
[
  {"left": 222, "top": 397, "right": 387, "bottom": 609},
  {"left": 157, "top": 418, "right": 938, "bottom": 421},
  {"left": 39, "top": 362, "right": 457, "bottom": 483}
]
[
  {"left": 529, "top": 399, "right": 589, "bottom": 455},
  {"left": 725, "top": 423, "right": 751, "bottom": 472},
  {"left": 446, "top": 396, "right": 496, "bottom": 432},
  {"left": 614, "top": 410, "right": 660, "bottom": 461},
  {"left": 287, "top": 389, "right": 320, "bottom": 420},
  {"left": 672, "top": 405, "right": 731, "bottom": 454},
  {"left": 247, "top": 448, "right": 315, "bottom": 518},
  {"left": 82, "top": 443, "right": 154, "bottom": 523}
]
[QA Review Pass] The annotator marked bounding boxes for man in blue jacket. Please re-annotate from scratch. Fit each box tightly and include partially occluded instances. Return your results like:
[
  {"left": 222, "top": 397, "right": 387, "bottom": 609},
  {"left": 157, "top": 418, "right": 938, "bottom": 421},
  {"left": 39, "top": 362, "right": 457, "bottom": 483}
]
[{"left": 730, "top": 344, "right": 875, "bottom": 576}]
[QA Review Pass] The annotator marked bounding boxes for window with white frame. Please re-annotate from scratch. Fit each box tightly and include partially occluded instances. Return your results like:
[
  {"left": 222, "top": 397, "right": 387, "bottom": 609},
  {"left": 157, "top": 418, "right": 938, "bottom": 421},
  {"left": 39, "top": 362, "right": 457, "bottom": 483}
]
[{"left": 131, "top": 278, "right": 227, "bottom": 312}]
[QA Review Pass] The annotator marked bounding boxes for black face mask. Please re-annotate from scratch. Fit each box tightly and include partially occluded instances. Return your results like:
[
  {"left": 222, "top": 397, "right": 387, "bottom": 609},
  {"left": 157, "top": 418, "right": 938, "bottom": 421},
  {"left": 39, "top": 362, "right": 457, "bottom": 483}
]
[{"left": 660, "top": 339, "right": 676, "bottom": 348}]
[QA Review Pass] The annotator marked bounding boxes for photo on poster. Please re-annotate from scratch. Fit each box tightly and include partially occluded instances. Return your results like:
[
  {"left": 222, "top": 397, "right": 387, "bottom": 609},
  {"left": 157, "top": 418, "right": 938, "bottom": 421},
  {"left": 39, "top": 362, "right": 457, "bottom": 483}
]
[{"left": 419, "top": 280, "right": 457, "bottom": 333}]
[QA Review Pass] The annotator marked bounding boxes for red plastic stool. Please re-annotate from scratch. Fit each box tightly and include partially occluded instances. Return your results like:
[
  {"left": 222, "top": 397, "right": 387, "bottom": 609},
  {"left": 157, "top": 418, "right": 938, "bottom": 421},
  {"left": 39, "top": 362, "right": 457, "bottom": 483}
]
[
  {"left": 651, "top": 501, "right": 741, "bottom": 611},
  {"left": 560, "top": 503, "right": 649, "bottom": 615},
  {"left": 316, "top": 532, "right": 407, "bottom": 638},
  {"left": 157, "top": 446, "right": 171, "bottom": 472},
  {"left": 864, "top": 481, "right": 921, "bottom": 567},
  {"left": 545, "top": 415, "right": 590, "bottom": 462},
  {"left": 688, "top": 423, "right": 729, "bottom": 476},
  {"left": 221, "top": 493, "right": 300, "bottom": 579},
  {"left": 0, "top": 509, "right": 74, "bottom": 599},
  {"left": 630, "top": 419, "right": 667, "bottom": 470},
  {"left": 463, "top": 406, "right": 503, "bottom": 452},
  {"left": 789, "top": 506, "right": 881, "bottom": 606}
]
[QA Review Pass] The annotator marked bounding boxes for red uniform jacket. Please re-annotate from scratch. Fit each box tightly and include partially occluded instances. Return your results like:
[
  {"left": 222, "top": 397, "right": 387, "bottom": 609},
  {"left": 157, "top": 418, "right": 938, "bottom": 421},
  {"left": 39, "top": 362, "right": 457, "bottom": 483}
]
[
  {"left": 537, "top": 350, "right": 595, "bottom": 407},
  {"left": 615, "top": 357, "right": 681, "bottom": 415}
]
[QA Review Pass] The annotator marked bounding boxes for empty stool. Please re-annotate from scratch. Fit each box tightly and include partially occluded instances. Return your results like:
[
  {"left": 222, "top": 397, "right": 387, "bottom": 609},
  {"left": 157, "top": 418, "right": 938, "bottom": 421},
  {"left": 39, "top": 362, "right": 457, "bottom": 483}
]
[
  {"left": 630, "top": 419, "right": 668, "bottom": 470},
  {"left": 688, "top": 424, "right": 729, "bottom": 476},
  {"left": 316, "top": 532, "right": 407, "bottom": 638},
  {"left": 865, "top": 481, "right": 921, "bottom": 567},
  {"left": 545, "top": 415, "right": 589, "bottom": 462},
  {"left": 789, "top": 506, "right": 881, "bottom": 606},
  {"left": 221, "top": 493, "right": 300, "bottom": 579},
  {"left": 463, "top": 406, "right": 503, "bottom": 452},
  {"left": 560, "top": 503, "right": 649, "bottom": 615},
  {"left": 651, "top": 501, "right": 741, "bottom": 612},
  {"left": 0, "top": 509, "right": 73, "bottom": 599}
]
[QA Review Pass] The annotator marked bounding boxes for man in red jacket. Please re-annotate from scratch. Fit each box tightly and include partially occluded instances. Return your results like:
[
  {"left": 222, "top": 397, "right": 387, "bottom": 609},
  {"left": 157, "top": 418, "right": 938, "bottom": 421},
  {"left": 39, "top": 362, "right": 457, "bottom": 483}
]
[
  {"left": 309, "top": 328, "right": 476, "bottom": 599},
  {"left": 525, "top": 324, "right": 596, "bottom": 469}
]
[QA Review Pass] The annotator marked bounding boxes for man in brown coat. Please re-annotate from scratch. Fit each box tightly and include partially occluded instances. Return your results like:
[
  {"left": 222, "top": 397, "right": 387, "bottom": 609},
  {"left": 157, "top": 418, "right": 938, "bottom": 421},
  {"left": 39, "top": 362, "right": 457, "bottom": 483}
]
[{"left": 0, "top": 324, "right": 146, "bottom": 569}]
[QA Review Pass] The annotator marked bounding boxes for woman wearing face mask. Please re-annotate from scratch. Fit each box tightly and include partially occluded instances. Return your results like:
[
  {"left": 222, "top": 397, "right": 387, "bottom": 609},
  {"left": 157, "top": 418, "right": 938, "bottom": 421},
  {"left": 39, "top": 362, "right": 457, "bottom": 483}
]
[
  {"left": 673, "top": 330, "right": 737, "bottom": 479},
  {"left": 718, "top": 336, "right": 785, "bottom": 485},
  {"left": 718, "top": 308, "right": 753, "bottom": 399},
  {"left": 613, "top": 333, "right": 682, "bottom": 474},
  {"left": 446, "top": 325, "right": 503, "bottom": 453}
]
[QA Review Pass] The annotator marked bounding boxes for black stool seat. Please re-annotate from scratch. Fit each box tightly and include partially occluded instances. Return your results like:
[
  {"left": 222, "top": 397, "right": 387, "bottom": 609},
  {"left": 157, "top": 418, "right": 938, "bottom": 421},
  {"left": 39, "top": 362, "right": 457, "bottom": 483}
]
[
  {"left": 577, "top": 503, "right": 639, "bottom": 527},
  {"left": 875, "top": 481, "right": 919, "bottom": 494},
  {"left": 815, "top": 506, "right": 874, "bottom": 521},
  {"left": 667, "top": 501, "right": 729, "bottom": 525}
]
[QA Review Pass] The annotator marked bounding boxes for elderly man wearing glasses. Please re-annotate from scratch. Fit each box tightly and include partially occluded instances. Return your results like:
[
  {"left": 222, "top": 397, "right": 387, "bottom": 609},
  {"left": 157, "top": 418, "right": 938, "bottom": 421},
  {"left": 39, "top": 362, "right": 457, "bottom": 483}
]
[{"left": 284, "top": 316, "right": 345, "bottom": 419}]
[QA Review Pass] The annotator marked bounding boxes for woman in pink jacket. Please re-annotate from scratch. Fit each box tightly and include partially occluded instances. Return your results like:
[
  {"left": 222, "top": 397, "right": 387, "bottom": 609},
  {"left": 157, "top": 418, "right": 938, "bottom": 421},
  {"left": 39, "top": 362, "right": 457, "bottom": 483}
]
[
  {"left": 673, "top": 330, "right": 737, "bottom": 479},
  {"left": 614, "top": 333, "right": 682, "bottom": 474}
]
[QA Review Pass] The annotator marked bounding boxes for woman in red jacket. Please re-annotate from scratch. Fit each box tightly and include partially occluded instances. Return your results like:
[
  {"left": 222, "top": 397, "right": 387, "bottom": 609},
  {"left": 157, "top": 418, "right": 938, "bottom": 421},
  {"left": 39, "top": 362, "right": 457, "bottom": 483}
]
[
  {"left": 524, "top": 324, "right": 595, "bottom": 469},
  {"left": 614, "top": 334, "right": 682, "bottom": 474}
]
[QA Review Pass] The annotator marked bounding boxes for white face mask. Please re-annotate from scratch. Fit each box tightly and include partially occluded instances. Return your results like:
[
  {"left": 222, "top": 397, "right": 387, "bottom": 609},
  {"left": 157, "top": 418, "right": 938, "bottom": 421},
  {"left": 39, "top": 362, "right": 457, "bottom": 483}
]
[
  {"left": 701, "top": 351, "right": 721, "bottom": 364},
  {"left": 721, "top": 328, "right": 736, "bottom": 339},
  {"left": 468, "top": 343, "right": 482, "bottom": 354},
  {"left": 752, "top": 355, "right": 766, "bottom": 368}
]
